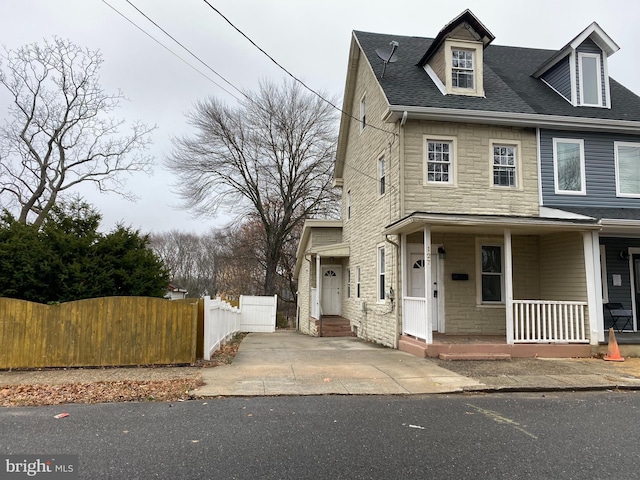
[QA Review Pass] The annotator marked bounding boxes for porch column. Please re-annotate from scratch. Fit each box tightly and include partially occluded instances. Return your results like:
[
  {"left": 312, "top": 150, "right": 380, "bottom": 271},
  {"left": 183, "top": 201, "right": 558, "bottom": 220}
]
[
  {"left": 316, "top": 254, "right": 321, "bottom": 317},
  {"left": 504, "top": 229, "right": 514, "bottom": 345},
  {"left": 584, "top": 231, "right": 604, "bottom": 344},
  {"left": 424, "top": 226, "right": 433, "bottom": 343}
]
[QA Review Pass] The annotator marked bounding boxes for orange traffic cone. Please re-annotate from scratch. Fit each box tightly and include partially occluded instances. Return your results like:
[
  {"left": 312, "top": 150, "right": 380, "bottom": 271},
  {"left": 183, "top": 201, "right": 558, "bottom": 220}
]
[{"left": 604, "top": 327, "right": 624, "bottom": 362}]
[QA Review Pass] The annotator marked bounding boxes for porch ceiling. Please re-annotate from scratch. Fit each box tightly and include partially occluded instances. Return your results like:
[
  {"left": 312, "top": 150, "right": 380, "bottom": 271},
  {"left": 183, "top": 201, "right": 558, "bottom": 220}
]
[{"left": 384, "top": 212, "right": 600, "bottom": 236}]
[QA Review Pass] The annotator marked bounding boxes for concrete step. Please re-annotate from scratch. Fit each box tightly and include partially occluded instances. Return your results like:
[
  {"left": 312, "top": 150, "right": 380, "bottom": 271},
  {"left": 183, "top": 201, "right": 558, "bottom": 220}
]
[{"left": 439, "top": 353, "right": 512, "bottom": 361}]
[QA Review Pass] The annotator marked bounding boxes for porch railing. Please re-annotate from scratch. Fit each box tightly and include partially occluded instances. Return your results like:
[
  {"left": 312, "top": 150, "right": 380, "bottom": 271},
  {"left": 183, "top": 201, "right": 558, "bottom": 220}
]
[
  {"left": 402, "top": 297, "right": 432, "bottom": 344},
  {"left": 311, "top": 288, "right": 319, "bottom": 319},
  {"left": 512, "top": 300, "right": 588, "bottom": 343}
]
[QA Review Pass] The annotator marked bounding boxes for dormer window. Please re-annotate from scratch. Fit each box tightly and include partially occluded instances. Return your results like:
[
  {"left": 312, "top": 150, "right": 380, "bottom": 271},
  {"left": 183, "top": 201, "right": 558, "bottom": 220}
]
[
  {"left": 417, "top": 10, "right": 493, "bottom": 98},
  {"left": 579, "top": 53, "right": 602, "bottom": 106},
  {"left": 452, "top": 49, "right": 474, "bottom": 89},
  {"left": 533, "top": 22, "right": 619, "bottom": 108}
]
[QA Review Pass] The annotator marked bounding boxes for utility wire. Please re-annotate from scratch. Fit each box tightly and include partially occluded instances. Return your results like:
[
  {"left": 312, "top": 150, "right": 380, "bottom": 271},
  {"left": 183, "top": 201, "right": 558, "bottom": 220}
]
[
  {"left": 101, "top": 0, "right": 242, "bottom": 101},
  {"left": 121, "top": 0, "right": 249, "bottom": 101},
  {"left": 201, "top": 0, "right": 398, "bottom": 138},
  {"left": 108, "top": 0, "right": 397, "bottom": 192}
]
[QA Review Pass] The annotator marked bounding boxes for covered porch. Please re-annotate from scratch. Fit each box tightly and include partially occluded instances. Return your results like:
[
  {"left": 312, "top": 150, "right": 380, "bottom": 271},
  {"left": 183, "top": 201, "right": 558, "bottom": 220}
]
[{"left": 385, "top": 212, "right": 602, "bottom": 358}]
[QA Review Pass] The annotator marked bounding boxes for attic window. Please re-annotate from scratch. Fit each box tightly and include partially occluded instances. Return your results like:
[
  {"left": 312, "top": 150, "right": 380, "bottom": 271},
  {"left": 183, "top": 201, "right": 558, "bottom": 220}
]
[
  {"left": 578, "top": 53, "right": 602, "bottom": 106},
  {"left": 452, "top": 49, "right": 474, "bottom": 89}
]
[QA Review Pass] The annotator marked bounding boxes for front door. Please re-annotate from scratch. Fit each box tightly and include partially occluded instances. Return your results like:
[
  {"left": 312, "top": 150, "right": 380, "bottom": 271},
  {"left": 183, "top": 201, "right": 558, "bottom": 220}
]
[
  {"left": 409, "top": 250, "right": 442, "bottom": 332},
  {"left": 321, "top": 266, "right": 342, "bottom": 316}
]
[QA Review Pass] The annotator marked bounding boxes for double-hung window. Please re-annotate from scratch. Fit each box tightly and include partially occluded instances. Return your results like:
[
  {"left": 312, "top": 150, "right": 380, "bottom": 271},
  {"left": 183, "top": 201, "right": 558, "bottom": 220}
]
[
  {"left": 356, "top": 267, "right": 361, "bottom": 299},
  {"left": 480, "top": 245, "right": 503, "bottom": 303},
  {"left": 346, "top": 268, "right": 351, "bottom": 298},
  {"left": 452, "top": 49, "right": 474, "bottom": 89},
  {"left": 377, "top": 246, "right": 386, "bottom": 301},
  {"left": 615, "top": 142, "right": 640, "bottom": 197},
  {"left": 360, "top": 96, "right": 366, "bottom": 131},
  {"left": 492, "top": 145, "right": 517, "bottom": 187},
  {"left": 378, "top": 156, "right": 386, "bottom": 195},
  {"left": 553, "top": 138, "right": 585, "bottom": 194},
  {"left": 427, "top": 140, "right": 453, "bottom": 184},
  {"left": 346, "top": 190, "right": 351, "bottom": 219}
]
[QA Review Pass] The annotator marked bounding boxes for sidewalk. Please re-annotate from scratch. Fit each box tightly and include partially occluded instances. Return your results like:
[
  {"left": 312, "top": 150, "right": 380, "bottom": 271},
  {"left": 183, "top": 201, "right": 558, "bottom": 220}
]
[
  {"left": 3, "top": 332, "right": 640, "bottom": 397},
  {"left": 194, "top": 332, "right": 640, "bottom": 396}
]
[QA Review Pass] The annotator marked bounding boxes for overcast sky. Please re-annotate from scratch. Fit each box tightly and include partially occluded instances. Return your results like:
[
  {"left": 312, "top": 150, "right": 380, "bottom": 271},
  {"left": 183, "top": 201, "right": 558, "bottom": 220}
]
[{"left": 0, "top": 0, "right": 638, "bottom": 234}]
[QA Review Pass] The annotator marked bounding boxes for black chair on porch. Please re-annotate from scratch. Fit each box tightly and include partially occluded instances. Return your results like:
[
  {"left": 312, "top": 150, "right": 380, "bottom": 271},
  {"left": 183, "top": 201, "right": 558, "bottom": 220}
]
[{"left": 604, "top": 303, "right": 634, "bottom": 333}]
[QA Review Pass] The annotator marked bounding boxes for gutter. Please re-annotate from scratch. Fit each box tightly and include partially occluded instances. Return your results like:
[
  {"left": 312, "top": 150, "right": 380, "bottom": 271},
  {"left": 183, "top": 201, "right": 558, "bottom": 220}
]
[{"left": 382, "top": 107, "right": 640, "bottom": 134}]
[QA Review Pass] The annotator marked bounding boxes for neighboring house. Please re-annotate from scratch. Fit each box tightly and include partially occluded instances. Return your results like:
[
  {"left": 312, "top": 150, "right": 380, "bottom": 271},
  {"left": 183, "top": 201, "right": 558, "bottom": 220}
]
[
  {"left": 294, "top": 10, "right": 640, "bottom": 357},
  {"left": 165, "top": 284, "right": 188, "bottom": 300}
]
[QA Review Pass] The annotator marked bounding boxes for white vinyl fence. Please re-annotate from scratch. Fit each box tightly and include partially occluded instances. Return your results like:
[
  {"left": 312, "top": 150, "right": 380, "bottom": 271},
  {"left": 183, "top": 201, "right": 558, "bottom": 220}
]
[{"left": 203, "top": 295, "right": 277, "bottom": 360}]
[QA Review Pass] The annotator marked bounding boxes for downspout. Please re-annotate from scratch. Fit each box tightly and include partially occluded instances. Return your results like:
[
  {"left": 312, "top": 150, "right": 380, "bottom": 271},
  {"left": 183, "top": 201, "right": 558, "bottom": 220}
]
[
  {"left": 386, "top": 235, "right": 400, "bottom": 348},
  {"left": 399, "top": 111, "right": 408, "bottom": 218}
]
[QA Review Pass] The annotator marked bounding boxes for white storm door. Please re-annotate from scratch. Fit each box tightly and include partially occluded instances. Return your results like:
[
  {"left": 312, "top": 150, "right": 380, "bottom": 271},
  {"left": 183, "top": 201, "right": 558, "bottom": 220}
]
[
  {"left": 409, "top": 250, "right": 442, "bottom": 332},
  {"left": 321, "top": 267, "right": 342, "bottom": 316},
  {"left": 409, "top": 253, "right": 426, "bottom": 297}
]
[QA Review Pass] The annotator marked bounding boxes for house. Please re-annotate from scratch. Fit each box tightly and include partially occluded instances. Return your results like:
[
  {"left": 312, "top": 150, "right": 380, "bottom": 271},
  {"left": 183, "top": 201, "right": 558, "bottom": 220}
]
[
  {"left": 165, "top": 284, "right": 188, "bottom": 300},
  {"left": 294, "top": 10, "right": 640, "bottom": 358}
]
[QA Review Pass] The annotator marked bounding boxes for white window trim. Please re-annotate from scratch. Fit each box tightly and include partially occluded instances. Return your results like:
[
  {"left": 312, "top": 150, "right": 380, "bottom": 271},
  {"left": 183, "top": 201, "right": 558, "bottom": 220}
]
[
  {"left": 378, "top": 155, "right": 386, "bottom": 196},
  {"left": 600, "top": 245, "right": 609, "bottom": 304},
  {"left": 424, "top": 135, "right": 457, "bottom": 186},
  {"left": 377, "top": 245, "right": 386, "bottom": 303},
  {"left": 553, "top": 138, "right": 586, "bottom": 195},
  {"left": 476, "top": 239, "right": 505, "bottom": 306},
  {"left": 443, "top": 39, "right": 484, "bottom": 97},
  {"left": 360, "top": 94, "right": 366, "bottom": 132},
  {"left": 346, "top": 268, "right": 351, "bottom": 299},
  {"left": 489, "top": 140, "right": 522, "bottom": 190},
  {"left": 578, "top": 52, "right": 603, "bottom": 107},
  {"left": 614, "top": 141, "right": 640, "bottom": 198}
]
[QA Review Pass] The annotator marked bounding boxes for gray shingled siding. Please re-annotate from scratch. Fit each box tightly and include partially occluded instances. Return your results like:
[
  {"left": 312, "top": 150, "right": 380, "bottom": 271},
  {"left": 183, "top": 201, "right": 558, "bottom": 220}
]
[
  {"left": 575, "top": 38, "right": 606, "bottom": 106},
  {"left": 540, "top": 129, "right": 640, "bottom": 208},
  {"left": 541, "top": 55, "right": 571, "bottom": 101},
  {"left": 601, "top": 237, "right": 640, "bottom": 329}
]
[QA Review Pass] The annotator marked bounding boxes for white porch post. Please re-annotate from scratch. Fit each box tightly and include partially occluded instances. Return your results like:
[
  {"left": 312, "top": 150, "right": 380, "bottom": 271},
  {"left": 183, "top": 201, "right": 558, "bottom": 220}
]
[
  {"left": 424, "top": 226, "right": 433, "bottom": 343},
  {"left": 316, "top": 254, "right": 321, "bottom": 317},
  {"left": 584, "top": 231, "right": 603, "bottom": 344},
  {"left": 504, "top": 229, "right": 514, "bottom": 345},
  {"left": 401, "top": 233, "right": 407, "bottom": 299}
]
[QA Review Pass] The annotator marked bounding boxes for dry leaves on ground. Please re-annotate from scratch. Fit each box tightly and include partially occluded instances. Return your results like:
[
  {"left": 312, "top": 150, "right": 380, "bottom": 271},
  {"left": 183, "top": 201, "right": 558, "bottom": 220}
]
[
  {"left": 0, "top": 333, "right": 247, "bottom": 407},
  {"left": 0, "top": 378, "right": 204, "bottom": 407}
]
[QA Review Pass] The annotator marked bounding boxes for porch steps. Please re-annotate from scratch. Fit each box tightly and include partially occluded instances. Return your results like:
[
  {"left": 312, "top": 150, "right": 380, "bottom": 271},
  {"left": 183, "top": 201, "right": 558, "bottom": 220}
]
[
  {"left": 316, "top": 316, "right": 355, "bottom": 337},
  {"left": 399, "top": 335, "right": 592, "bottom": 359}
]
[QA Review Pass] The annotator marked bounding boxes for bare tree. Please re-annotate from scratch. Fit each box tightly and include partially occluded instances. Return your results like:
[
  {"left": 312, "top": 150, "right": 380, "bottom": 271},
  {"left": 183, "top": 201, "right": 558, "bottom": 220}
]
[
  {"left": 150, "top": 229, "right": 219, "bottom": 298},
  {"left": 165, "top": 79, "right": 338, "bottom": 295},
  {"left": 0, "top": 37, "right": 155, "bottom": 226}
]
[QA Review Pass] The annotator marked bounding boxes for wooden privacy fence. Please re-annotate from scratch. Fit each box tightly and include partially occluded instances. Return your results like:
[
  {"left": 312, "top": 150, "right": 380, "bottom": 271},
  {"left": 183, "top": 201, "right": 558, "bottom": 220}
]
[{"left": 0, "top": 297, "right": 198, "bottom": 369}]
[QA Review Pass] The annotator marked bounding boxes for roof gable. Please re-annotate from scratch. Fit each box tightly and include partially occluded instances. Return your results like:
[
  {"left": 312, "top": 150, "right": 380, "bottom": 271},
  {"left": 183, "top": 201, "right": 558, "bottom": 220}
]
[{"left": 417, "top": 9, "right": 495, "bottom": 66}]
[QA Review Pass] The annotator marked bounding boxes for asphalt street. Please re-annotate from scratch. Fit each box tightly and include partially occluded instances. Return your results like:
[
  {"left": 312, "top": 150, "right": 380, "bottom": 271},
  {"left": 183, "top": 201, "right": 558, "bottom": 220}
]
[{"left": 1, "top": 391, "right": 639, "bottom": 479}]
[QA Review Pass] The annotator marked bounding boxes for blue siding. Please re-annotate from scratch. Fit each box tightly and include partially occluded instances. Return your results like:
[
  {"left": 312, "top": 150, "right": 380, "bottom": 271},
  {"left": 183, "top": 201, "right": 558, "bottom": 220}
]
[
  {"left": 601, "top": 238, "right": 640, "bottom": 329},
  {"left": 540, "top": 129, "right": 640, "bottom": 208},
  {"left": 575, "top": 38, "right": 606, "bottom": 106},
  {"left": 541, "top": 55, "right": 571, "bottom": 101}
]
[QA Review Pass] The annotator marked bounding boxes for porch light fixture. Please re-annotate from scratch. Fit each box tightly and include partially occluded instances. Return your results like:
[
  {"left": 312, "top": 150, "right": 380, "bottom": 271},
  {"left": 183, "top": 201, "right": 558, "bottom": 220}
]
[
  {"left": 437, "top": 246, "right": 446, "bottom": 259},
  {"left": 620, "top": 250, "right": 629, "bottom": 260}
]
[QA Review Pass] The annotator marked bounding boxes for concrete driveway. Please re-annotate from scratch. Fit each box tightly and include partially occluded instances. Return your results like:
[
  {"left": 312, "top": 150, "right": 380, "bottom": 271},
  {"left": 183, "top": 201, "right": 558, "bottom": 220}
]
[{"left": 196, "top": 331, "right": 481, "bottom": 396}]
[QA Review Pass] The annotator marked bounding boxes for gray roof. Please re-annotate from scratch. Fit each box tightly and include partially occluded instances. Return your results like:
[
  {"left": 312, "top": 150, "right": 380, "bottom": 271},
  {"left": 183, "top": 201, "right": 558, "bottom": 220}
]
[
  {"left": 354, "top": 30, "right": 640, "bottom": 122},
  {"left": 548, "top": 206, "right": 640, "bottom": 221}
]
